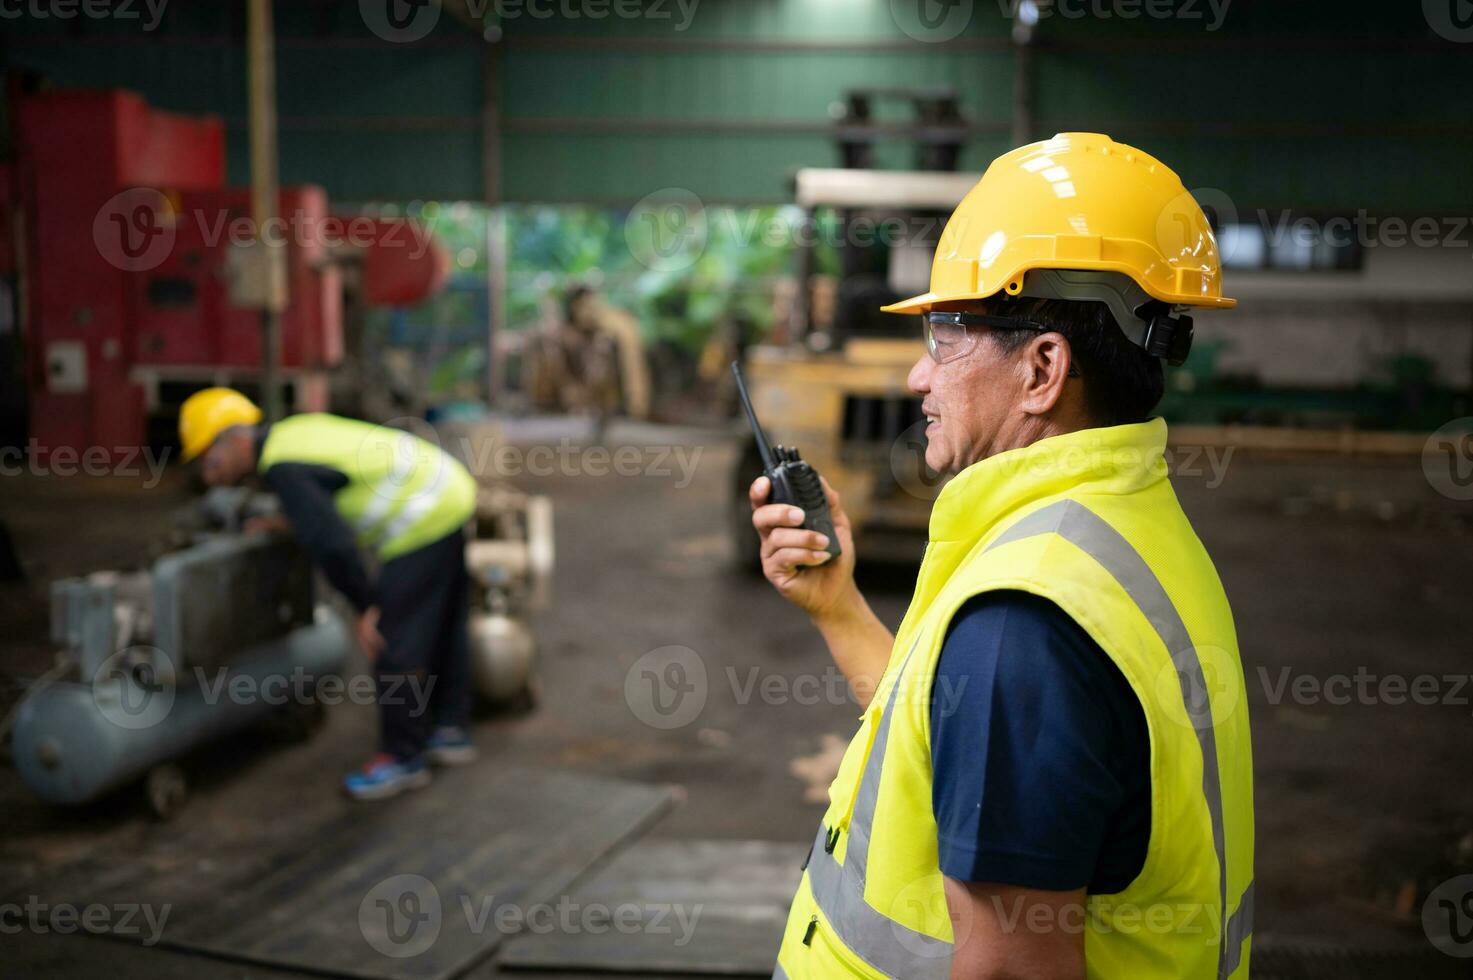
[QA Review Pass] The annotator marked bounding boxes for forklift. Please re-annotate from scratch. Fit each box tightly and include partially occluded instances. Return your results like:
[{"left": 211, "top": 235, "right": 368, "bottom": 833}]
[{"left": 730, "top": 88, "right": 981, "bottom": 566}]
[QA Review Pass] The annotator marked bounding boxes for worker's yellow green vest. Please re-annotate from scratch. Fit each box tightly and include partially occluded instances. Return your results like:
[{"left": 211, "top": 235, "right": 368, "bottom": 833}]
[
  {"left": 774, "top": 419, "right": 1255, "bottom": 979},
  {"left": 259, "top": 413, "right": 476, "bottom": 561}
]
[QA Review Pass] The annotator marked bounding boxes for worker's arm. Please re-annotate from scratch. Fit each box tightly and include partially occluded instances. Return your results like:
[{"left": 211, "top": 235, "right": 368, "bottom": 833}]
[
  {"left": 944, "top": 878, "right": 1085, "bottom": 980},
  {"left": 260, "top": 462, "right": 375, "bottom": 612},
  {"left": 749, "top": 475, "right": 892, "bottom": 705},
  {"left": 930, "top": 592, "right": 1152, "bottom": 980}
]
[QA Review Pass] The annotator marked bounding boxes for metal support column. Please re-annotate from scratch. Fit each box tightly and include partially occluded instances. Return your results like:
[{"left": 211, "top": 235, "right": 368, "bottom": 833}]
[
  {"left": 483, "top": 32, "right": 505, "bottom": 405},
  {"left": 247, "top": 0, "right": 285, "bottom": 422}
]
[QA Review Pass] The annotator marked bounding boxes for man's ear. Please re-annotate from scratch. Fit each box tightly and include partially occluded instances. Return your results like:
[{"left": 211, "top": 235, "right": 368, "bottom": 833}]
[{"left": 1016, "top": 332, "right": 1072, "bottom": 416}]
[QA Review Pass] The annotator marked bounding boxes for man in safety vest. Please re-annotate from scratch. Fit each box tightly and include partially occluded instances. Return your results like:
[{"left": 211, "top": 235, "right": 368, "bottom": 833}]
[
  {"left": 178, "top": 392, "right": 479, "bottom": 801},
  {"left": 751, "top": 134, "right": 1254, "bottom": 978}
]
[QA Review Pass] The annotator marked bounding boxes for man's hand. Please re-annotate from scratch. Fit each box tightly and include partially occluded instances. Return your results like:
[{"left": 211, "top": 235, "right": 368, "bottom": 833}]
[
  {"left": 749, "top": 475, "right": 858, "bottom": 622},
  {"left": 355, "top": 606, "right": 386, "bottom": 660},
  {"left": 750, "top": 474, "right": 893, "bottom": 706}
]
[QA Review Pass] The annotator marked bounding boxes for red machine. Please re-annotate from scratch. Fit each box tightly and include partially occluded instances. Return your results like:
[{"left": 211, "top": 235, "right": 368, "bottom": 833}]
[{"left": 8, "top": 87, "right": 447, "bottom": 461}]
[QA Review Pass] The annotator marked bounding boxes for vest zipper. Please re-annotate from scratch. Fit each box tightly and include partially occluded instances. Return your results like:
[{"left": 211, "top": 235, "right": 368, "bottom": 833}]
[
  {"left": 802, "top": 915, "right": 818, "bottom": 947},
  {"left": 835, "top": 703, "right": 883, "bottom": 837}
]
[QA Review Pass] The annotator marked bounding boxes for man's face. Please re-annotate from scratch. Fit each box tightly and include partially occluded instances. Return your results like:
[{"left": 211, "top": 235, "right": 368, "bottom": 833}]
[
  {"left": 568, "top": 292, "right": 596, "bottom": 328},
  {"left": 906, "top": 316, "right": 1026, "bottom": 475},
  {"left": 199, "top": 429, "right": 255, "bottom": 487}
]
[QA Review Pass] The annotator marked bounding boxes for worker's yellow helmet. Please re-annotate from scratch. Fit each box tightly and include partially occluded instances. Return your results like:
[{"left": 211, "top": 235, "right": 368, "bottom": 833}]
[
  {"left": 883, "top": 132, "right": 1235, "bottom": 317},
  {"left": 178, "top": 387, "right": 262, "bottom": 462}
]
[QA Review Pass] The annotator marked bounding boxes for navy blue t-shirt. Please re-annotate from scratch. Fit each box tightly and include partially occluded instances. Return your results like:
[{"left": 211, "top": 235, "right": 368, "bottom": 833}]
[{"left": 929, "top": 590, "right": 1151, "bottom": 894}]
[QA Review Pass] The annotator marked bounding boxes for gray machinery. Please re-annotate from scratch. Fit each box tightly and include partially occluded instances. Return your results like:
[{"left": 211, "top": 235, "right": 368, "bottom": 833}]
[
  {"left": 12, "top": 526, "right": 348, "bottom": 817},
  {"left": 465, "top": 483, "right": 554, "bottom": 707},
  {"left": 10, "top": 477, "right": 553, "bottom": 815}
]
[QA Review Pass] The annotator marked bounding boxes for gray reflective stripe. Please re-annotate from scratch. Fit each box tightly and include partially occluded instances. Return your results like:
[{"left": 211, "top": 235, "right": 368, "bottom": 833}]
[
  {"left": 771, "top": 963, "right": 789, "bottom": 980},
  {"left": 804, "top": 636, "right": 952, "bottom": 979},
  {"left": 354, "top": 449, "right": 451, "bottom": 546},
  {"left": 1221, "top": 880, "right": 1254, "bottom": 977},
  {"left": 807, "top": 824, "right": 951, "bottom": 979},
  {"left": 353, "top": 482, "right": 399, "bottom": 534},
  {"left": 379, "top": 460, "right": 450, "bottom": 544},
  {"left": 986, "top": 499, "right": 1250, "bottom": 978},
  {"left": 842, "top": 634, "right": 919, "bottom": 885},
  {"left": 354, "top": 434, "right": 422, "bottom": 532}
]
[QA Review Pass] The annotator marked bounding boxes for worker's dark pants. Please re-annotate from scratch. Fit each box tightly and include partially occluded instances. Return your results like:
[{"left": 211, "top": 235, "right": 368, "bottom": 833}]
[{"left": 375, "top": 528, "right": 472, "bottom": 760}]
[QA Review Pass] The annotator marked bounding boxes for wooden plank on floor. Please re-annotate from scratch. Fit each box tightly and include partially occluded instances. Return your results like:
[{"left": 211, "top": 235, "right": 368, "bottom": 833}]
[
  {"left": 497, "top": 839, "right": 805, "bottom": 976},
  {"left": 107, "top": 766, "right": 673, "bottom": 980}
]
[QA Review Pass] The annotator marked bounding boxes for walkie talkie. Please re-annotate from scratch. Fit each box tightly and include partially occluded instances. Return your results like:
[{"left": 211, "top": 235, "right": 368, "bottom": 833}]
[{"left": 732, "top": 361, "right": 841, "bottom": 563}]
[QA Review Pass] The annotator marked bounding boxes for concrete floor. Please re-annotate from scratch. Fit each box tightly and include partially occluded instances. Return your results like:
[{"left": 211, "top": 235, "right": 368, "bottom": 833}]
[{"left": 2, "top": 418, "right": 1471, "bottom": 977}]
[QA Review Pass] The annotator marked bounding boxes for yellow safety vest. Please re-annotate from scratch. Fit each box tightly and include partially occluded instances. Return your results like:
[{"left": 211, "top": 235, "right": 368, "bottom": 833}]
[
  {"left": 259, "top": 413, "right": 476, "bottom": 561},
  {"left": 775, "top": 419, "right": 1254, "bottom": 979}
]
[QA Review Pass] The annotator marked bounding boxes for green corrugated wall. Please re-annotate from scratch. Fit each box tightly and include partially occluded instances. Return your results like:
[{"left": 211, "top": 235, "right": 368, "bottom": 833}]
[{"left": 3, "top": 1, "right": 1469, "bottom": 210}]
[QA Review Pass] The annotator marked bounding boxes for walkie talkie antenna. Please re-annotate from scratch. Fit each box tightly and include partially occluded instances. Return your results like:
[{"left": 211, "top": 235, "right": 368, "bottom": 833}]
[{"left": 731, "top": 361, "right": 776, "bottom": 472}]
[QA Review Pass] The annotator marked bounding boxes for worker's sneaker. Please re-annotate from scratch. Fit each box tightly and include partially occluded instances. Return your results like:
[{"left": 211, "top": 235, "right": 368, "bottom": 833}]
[
  {"left": 425, "top": 726, "right": 478, "bottom": 767},
  {"left": 343, "top": 754, "right": 431, "bottom": 801}
]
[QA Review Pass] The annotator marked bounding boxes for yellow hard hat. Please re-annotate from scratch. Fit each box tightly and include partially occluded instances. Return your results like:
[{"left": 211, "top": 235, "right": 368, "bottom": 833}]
[
  {"left": 178, "top": 387, "right": 262, "bottom": 462},
  {"left": 883, "top": 132, "right": 1235, "bottom": 316}
]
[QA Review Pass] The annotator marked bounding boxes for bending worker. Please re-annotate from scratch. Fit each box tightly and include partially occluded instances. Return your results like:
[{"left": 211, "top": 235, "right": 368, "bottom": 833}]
[
  {"left": 753, "top": 134, "right": 1254, "bottom": 978},
  {"left": 178, "top": 392, "right": 478, "bottom": 801}
]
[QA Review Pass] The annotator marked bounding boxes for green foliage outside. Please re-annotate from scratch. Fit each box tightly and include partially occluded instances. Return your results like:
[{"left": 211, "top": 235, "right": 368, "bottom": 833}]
[
  {"left": 370, "top": 200, "right": 843, "bottom": 352},
  {"left": 358, "top": 201, "right": 494, "bottom": 402},
  {"left": 502, "top": 203, "right": 842, "bottom": 354},
  {"left": 358, "top": 200, "right": 843, "bottom": 401}
]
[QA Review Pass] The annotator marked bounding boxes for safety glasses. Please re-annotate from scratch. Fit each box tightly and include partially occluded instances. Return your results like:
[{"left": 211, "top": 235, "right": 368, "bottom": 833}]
[
  {"left": 922, "top": 311, "right": 1046, "bottom": 364},
  {"left": 923, "top": 311, "right": 1081, "bottom": 376}
]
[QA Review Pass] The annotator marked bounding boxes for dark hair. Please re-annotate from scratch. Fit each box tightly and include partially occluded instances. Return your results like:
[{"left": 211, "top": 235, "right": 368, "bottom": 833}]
[
  {"left": 564, "top": 284, "right": 595, "bottom": 320},
  {"left": 980, "top": 295, "right": 1165, "bottom": 426}
]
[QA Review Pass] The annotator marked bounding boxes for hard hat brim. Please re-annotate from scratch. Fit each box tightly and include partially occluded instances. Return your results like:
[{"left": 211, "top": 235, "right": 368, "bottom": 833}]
[
  {"left": 881, "top": 279, "right": 1238, "bottom": 316},
  {"left": 880, "top": 292, "right": 944, "bottom": 315}
]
